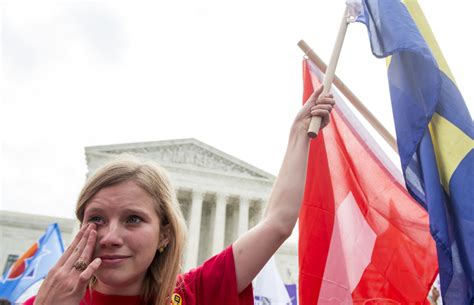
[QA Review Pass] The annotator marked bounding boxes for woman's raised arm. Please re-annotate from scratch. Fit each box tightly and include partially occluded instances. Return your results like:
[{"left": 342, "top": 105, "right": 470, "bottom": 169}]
[{"left": 233, "top": 85, "right": 335, "bottom": 292}]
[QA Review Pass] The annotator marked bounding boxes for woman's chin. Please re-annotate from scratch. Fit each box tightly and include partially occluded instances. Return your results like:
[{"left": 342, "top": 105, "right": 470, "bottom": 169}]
[{"left": 94, "top": 272, "right": 144, "bottom": 295}]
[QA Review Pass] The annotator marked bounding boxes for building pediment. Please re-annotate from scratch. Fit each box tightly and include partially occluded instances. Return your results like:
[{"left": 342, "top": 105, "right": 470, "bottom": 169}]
[{"left": 85, "top": 138, "right": 275, "bottom": 180}]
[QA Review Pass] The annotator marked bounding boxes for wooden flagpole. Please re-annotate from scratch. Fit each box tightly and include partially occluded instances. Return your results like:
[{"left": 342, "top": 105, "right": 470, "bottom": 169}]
[
  {"left": 306, "top": 7, "right": 350, "bottom": 138},
  {"left": 298, "top": 40, "right": 398, "bottom": 153}
]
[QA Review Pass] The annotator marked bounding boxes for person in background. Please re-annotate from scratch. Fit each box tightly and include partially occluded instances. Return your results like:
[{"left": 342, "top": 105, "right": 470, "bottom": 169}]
[
  {"left": 0, "top": 298, "right": 12, "bottom": 305},
  {"left": 24, "top": 85, "right": 335, "bottom": 305},
  {"left": 428, "top": 286, "right": 441, "bottom": 305}
]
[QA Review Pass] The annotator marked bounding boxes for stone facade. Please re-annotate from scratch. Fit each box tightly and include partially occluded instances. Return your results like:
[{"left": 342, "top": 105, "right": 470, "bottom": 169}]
[{"left": 0, "top": 138, "right": 298, "bottom": 284}]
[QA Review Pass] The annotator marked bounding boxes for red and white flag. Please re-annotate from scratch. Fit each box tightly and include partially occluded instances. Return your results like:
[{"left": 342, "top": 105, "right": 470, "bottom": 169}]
[{"left": 298, "top": 60, "right": 438, "bottom": 305}]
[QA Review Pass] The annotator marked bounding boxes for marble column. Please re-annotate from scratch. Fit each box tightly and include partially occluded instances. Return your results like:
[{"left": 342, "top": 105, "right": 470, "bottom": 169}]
[
  {"left": 212, "top": 193, "right": 227, "bottom": 255},
  {"left": 184, "top": 190, "right": 204, "bottom": 270},
  {"left": 258, "top": 199, "right": 266, "bottom": 221},
  {"left": 238, "top": 197, "right": 250, "bottom": 237}
]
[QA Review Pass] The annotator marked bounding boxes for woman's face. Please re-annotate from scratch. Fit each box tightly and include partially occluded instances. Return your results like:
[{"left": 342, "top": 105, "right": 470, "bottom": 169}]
[{"left": 83, "top": 180, "right": 165, "bottom": 295}]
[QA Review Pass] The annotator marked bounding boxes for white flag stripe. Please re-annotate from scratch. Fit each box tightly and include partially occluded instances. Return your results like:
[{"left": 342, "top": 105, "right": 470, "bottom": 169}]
[{"left": 318, "top": 192, "right": 377, "bottom": 304}]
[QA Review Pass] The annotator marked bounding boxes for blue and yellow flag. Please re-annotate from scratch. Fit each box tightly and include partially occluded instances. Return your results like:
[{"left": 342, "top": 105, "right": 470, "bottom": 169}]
[
  {"left": 357, "top": 0, "right": 473, "bottom": 303},
  {"left": 0, "top": 223, "right": 64, "bottom": 302}
]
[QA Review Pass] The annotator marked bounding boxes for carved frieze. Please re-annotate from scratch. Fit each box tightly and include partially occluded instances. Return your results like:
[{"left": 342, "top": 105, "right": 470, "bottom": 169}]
[{"left": 101, "top": 143, "right": 268, "bottom": 179}]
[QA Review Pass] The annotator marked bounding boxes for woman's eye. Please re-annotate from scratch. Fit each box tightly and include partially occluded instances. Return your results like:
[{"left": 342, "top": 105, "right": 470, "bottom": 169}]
[
  {"left": 87, "top": 215, "right": 104, "bottom": 224},
  {"left": 127, "top": 215, "right": 143, "bottom": 224}
]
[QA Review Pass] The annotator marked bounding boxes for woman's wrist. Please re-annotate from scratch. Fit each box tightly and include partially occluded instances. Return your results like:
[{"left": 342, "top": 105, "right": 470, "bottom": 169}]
[{"left": 289, "top": 121, "right": 310, "bottom": 147}]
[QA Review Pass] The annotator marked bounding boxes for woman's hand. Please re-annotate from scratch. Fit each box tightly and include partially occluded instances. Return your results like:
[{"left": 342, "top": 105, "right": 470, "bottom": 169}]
[
  {"left": 34, "top": 224, "right": 101, "bottom": 305},
  {"left": 293, "top": 85, "right": 335, "bottom": 132}
]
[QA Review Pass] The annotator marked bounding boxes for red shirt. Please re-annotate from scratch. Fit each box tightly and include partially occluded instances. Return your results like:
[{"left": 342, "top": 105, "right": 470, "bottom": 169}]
[{"left": 23, "top": 245, "right": 253, "bottom": 305}]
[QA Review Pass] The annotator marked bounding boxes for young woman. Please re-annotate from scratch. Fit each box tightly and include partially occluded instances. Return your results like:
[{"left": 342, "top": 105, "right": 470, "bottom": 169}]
[{"left": 25, "top": 85, "right": 334, "bottom": 305}]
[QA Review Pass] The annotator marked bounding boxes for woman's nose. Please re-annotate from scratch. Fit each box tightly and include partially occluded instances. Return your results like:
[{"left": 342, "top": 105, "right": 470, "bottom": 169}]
[{"left": 97, "top": 222, "right": 124, "bottom": 248}]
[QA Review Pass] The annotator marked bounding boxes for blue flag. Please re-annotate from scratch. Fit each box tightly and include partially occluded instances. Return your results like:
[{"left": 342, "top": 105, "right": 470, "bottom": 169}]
[
  {"left": 356, "top": 0, "right": 473, "bottom": 304},
  {"left": 0, "top": 223, "right": 64, "bottom": 302}
]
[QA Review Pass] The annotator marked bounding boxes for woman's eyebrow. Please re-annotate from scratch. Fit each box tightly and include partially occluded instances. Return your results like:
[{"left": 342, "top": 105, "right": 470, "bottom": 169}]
[
  {"left": 84, "top": 206, "right": 153, "bottom": 218},
  {"left": 122, "top": 207, "right": 151, "bottom": 216},
  {"left": 83, "top": 206, "right": 104, "bottom": 214}
]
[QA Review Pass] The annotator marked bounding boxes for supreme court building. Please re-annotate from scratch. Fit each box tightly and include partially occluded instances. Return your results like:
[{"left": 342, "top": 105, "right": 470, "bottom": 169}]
[{"left": 0, "top": 138, "right": 298, "bottom": 284}]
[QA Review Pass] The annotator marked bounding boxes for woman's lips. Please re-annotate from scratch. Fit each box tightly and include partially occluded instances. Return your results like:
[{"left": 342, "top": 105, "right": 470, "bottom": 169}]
[{"left": 99, "top": 255, "right": 130, "bottom": 266}]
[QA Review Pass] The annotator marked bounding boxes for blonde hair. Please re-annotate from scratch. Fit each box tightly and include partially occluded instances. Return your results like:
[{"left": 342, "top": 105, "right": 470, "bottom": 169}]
[{"left": 76, "top": 157, "right": 187, "bottom": 305}]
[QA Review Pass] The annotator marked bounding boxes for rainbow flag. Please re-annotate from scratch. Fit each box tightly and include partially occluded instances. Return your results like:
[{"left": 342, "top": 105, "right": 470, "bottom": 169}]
[
  {"left": 357, "top": 0, "right": 473, "bottom": 303},
  {"left": 0, "top": 223, "right": 64, "bottom": 303}
]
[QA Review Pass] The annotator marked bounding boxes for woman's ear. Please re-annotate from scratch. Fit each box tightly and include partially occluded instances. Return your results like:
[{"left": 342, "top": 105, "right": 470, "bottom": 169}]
[{"left": 159, "top": 224, "right": 171, "bottom": 249}]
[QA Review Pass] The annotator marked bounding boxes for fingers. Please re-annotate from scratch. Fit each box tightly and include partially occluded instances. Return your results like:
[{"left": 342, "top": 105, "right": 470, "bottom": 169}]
[
  {"left": 79, "top": 229, "right": 97, "bottom": 265},
  {"left": 304, "top": 85, "right": 324, "bottom": 106},
  {"left": 311, "top": 109, "right": 331, "bottom": 118},
  {"left": 73, "top": 248, "right": 100, "bottom": 297},
  {"left": 317, "top": 94, "right": 335, "bottom": 106},
  {"left": 311, "top": 104, "right": 333, "bottom": 113},
  {"left": 304, "top": 87, "right": 335, "bottom": 111},
  {"left": 311, "top": 85, "right": 324, "bottom": 101},
  {"left": 311, "top": 97, "right": 334, "bottom": 114},
  {"left": 77, "top": 258, "right": 101, "bottom": 287},
  {"left": 64, "top": 224, "right": 95, "bottom": 270},
  {"left": 34, "top": 224, "right": 101, "bottom": 304},
  {"left": 57, "top": 224, "right": 88, "bottom": 267},
  {"left": 294, "top": 86, "right": 335, "bottom": 130},
  {"left": 310, "top": 98, "right": 334, "bottom": 130}
]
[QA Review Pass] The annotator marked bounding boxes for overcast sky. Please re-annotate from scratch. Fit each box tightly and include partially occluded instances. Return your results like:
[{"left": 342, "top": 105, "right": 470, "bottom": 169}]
[{"left": 1, "top": 0, "right": 472, "bottom": 219}]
